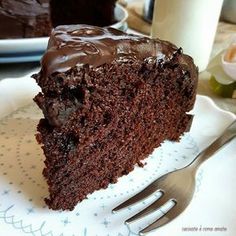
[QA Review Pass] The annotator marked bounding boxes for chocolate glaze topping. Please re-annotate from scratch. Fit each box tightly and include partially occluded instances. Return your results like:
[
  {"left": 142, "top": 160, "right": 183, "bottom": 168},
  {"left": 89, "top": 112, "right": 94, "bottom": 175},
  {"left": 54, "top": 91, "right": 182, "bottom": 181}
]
[{"left": 41, "top": 24, "right": 179, "bottom": 77}]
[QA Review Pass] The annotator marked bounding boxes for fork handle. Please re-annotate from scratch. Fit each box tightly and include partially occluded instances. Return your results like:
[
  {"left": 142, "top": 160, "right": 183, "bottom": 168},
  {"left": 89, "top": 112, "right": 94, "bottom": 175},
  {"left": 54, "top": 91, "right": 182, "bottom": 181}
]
[{"left": 189, "top": 119, "right": 236, "bottom": 172}]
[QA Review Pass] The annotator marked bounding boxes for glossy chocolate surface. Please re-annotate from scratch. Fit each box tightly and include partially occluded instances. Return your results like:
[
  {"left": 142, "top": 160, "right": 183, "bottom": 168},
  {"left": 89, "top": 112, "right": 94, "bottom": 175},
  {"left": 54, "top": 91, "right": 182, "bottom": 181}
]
[{"left": 41, "top": 24, "right": 178, "bottom": 76}]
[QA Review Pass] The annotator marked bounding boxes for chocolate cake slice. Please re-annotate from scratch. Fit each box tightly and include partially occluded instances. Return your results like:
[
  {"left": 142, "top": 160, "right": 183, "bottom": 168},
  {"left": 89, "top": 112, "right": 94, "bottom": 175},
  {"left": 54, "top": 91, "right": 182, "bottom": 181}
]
[{"left": 33, "top": 25, "right": 198, "bottom": 210}]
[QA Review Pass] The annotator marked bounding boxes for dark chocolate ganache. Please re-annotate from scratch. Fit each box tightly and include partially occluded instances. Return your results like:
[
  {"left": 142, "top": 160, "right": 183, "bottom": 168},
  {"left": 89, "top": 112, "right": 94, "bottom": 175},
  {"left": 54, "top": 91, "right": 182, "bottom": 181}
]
[{"left": 41, "top": 24, "right": 179, "bottom": 77}]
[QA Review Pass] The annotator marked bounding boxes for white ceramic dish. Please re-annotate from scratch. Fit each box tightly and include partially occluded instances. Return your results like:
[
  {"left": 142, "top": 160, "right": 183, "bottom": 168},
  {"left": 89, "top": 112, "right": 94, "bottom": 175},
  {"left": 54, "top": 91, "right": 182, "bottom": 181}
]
[
  {"left": 0, "top": 4, "right": 128, "bottom": 63},
  {"left": 0, "top": 74, "right": 235, "bottom": 236}
]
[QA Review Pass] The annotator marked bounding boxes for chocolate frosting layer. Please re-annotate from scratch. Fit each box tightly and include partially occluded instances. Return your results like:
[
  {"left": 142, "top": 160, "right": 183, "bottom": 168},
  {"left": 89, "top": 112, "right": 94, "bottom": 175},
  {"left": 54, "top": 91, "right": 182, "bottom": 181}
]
[{"left": 41, "top": 24, "right": 179, "bottom": 77}]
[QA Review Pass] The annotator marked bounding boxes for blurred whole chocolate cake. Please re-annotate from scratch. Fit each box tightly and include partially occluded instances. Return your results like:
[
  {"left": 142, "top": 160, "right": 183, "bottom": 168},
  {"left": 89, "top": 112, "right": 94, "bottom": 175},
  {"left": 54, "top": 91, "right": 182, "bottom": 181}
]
[
  {"left": 0, "top": 0, "right": 51, "bottom": 38},
  {"left": 50, "top": 0, "right": 116, "bottom": 28},
  {"left": 0, "top": 0, "right": 116, "bottom": 39}
]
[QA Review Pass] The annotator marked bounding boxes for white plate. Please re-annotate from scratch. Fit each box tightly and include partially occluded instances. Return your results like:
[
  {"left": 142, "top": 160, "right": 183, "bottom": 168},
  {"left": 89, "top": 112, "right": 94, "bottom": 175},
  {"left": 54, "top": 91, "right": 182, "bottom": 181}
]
[
  {"left": 0, "top": 73, "right": 236, "bottom": 236},
  {"left": 0, "top": 4, "right": 128, "bottom": 63},
  {"left": 0, "top": 37, "right": 49, "bottom": 55}
]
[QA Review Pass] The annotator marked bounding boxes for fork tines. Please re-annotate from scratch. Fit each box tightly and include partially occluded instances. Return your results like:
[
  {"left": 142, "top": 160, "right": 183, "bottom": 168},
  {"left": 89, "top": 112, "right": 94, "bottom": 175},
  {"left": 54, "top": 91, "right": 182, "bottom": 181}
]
[{"left": 112, "top": 184, "right": 177, "bottom": 235}]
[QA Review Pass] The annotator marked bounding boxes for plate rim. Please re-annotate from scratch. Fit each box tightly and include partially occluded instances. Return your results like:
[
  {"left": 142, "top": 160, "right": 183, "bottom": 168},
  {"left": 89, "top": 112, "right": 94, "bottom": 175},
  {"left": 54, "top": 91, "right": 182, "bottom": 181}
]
[{"left": 194, "top": 95, "right": 236, "bottom": 120}]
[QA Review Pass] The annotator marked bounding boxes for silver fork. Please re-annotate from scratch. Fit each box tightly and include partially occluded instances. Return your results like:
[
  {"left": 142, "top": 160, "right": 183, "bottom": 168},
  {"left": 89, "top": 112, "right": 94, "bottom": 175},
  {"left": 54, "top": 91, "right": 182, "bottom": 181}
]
[{"left": 112, "top": 120, "right": 236, "bottom": 235}]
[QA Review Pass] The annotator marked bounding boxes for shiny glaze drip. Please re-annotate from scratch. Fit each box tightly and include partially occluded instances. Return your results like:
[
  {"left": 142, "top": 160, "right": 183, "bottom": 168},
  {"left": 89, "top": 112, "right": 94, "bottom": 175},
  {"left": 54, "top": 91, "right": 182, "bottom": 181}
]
[{"left": 42, "top": 24, "right": 178, "bottom": 77}]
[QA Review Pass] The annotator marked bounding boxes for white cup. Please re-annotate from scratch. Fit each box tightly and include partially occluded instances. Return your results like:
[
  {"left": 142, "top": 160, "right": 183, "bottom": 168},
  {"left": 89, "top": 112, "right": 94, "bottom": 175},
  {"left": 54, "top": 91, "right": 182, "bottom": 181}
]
[{"left": 151, "top": 0, "right": 224, "bottom": 72}]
